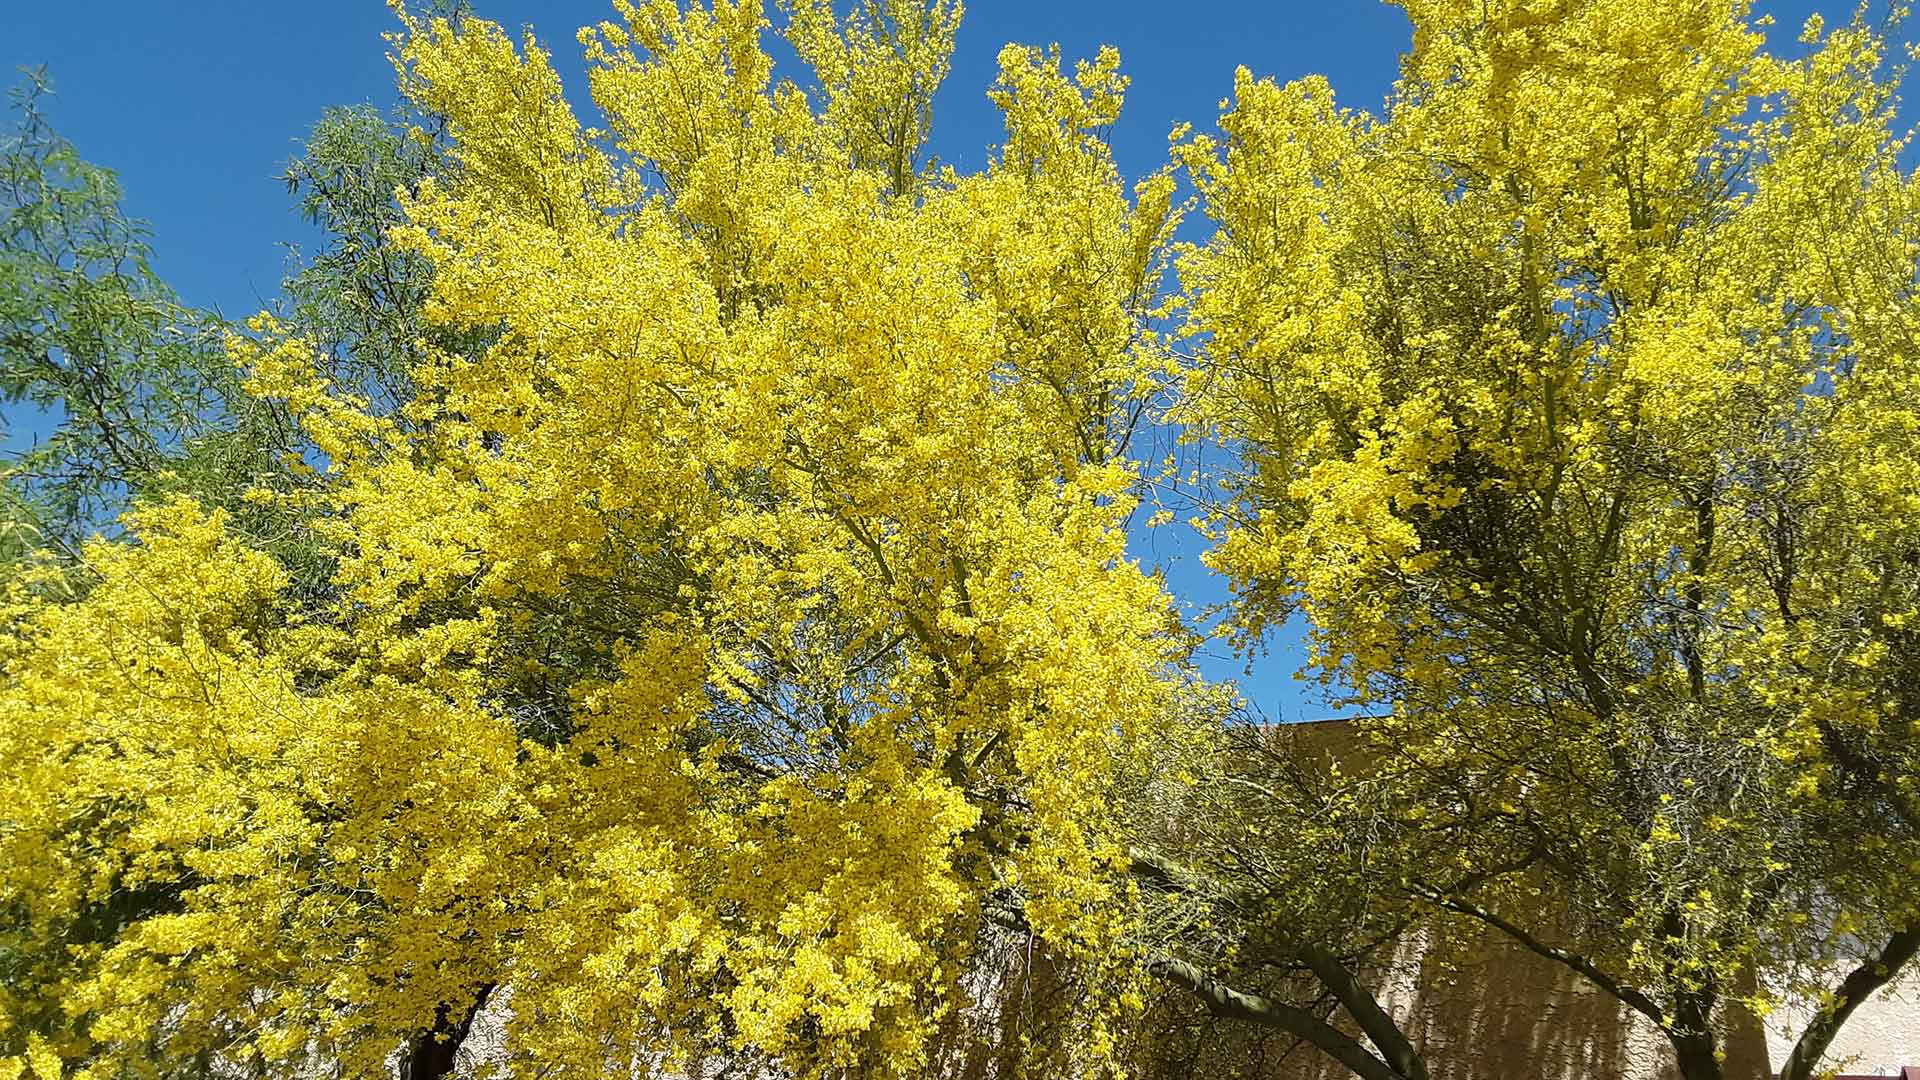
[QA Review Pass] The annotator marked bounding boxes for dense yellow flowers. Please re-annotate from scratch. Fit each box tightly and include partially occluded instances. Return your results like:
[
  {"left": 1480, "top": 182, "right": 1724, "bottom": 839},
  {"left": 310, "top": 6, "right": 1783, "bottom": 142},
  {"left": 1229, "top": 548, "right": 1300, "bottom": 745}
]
[
  {"left": 1, "top": 498, "right": 532, "bottom": 1077},
  {"left": 11, "top": 1, "right": 1920, "bottom": 1078},
  {"left": 2, "top": 2, "right": 1185, "bottom": 1077},
  {"left": 1181, "top": 0, "right": 1920, "bottom": 1071}
]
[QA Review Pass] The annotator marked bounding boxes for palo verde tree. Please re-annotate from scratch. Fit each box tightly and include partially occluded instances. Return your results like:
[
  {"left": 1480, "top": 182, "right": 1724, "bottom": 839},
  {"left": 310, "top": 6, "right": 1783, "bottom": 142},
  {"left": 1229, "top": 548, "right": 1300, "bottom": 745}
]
[
  {"left": 1168, "top": 2, "right": 1920, "bottom": 1079},
  {"left": 14, "top": 2, "right": 1920, "bottom": 1080},
  {"left": 0, "top": 2, "right": 1198, "bottom": 1078}
]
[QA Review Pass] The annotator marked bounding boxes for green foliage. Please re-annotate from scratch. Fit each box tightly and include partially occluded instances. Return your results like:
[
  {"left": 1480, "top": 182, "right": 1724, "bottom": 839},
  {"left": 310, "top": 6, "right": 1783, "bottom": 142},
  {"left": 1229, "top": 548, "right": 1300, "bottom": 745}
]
[
  {"left": 280, "top": 104, "right": 455, "bottom": 410},
  {"left": 277, "top": 0, "right": 491, "bottom": 414},
  {"left": 0, "top": 69, "right": 241, "bottom": 551}
]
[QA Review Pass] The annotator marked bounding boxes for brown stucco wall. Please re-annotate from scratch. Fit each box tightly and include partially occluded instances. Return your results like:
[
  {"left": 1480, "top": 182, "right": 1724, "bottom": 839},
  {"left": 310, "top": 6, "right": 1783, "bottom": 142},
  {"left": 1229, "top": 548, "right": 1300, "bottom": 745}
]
[
  {"left": 1261, "top": 925, "right": 1920, "bottom": 1080},
  {"left": 443, "top": 941, "right": 1920, "bottom": 1078}
]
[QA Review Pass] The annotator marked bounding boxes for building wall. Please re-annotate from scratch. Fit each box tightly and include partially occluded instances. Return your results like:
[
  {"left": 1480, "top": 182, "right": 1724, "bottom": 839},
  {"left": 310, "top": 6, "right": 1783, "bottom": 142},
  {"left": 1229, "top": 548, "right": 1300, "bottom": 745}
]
[
  {"left": 444, "top": 946, "right": 1920, "bottom": 1079},
  {"left": 1762, "top": 971, "right": 1920, "bottom": 1079},
  {"left": 1261, "top": 926, "right": 1920, "bottom": 1080},
  {"left": 1241, "top": 721, "right": 1920, "bottom": 1080}
]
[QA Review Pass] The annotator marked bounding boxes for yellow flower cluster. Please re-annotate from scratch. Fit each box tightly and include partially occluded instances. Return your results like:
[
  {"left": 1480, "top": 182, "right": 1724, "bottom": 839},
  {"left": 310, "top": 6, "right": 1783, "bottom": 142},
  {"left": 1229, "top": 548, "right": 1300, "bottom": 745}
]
[
  {"left": 1181, "top": 0, "right": 1920, "bottom": 1015},
  {"left": 1, "top": 2, "right": 1188, "bottom": 1077}
]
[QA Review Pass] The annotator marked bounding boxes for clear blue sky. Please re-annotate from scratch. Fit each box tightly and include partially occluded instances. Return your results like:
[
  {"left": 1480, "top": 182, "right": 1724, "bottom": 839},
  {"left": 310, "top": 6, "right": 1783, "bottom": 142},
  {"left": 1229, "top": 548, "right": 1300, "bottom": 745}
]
[{"left": 3, "top": 0, "right": 1853, "bottom": 719}]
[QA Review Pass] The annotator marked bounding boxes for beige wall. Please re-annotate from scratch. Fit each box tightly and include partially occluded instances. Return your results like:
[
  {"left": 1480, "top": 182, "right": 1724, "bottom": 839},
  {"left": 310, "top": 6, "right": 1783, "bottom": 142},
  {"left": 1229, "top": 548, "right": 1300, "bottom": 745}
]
[
  {"left": 443, "top": 953, "right": 1920, "bottom": 1079},
  {"left": 1261, "top": 927, "right": 1920, "bottom": 1080},
  {"left": 1762, "top": 972, "right": 1920, "bottom": 1079}
]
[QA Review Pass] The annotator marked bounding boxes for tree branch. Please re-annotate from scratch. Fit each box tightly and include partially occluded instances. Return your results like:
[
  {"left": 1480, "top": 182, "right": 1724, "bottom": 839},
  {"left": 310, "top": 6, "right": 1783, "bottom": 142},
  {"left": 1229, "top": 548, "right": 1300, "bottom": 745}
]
[
  {"left": 1146, "top": 956, "right": 1408, "bottom": 1080},
  {"left": 1411, "top": 882, "right": 1666, "bottom": 1027},
  {"left": 1297, "top": 943, "right": 1430, "bottom": 1080},
  {"left": 1779, "top": 924, "right": 1920, "bottom": 1080},
  {"left": 1131, "top": 851, "right": 1425, "bottom": 1079}
]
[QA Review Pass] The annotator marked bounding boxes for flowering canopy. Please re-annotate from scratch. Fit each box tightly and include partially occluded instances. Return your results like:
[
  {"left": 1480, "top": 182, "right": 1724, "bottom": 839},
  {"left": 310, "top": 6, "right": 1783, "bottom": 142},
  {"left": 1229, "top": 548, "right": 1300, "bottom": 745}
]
[
  {"left": 1179, "top": 2, "right": 1920, "bottom": 1077},
  {"left": 0, "top": 2, "right": 1190, "bottom": 1076}
]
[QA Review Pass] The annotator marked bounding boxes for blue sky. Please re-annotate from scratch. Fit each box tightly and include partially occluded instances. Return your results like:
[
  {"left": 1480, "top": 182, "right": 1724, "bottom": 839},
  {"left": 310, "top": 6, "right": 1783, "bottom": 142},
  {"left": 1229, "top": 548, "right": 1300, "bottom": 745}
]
[{"left": 3, "top": 0, "right": 1854, "bottom": 719}]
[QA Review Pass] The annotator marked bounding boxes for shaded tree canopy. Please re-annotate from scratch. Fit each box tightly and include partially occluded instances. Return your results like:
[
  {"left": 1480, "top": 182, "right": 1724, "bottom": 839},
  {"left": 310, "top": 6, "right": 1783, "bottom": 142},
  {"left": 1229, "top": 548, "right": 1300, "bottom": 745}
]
[{"left": 1168, "top": 2, "right": 1920, "bottom": 1078}]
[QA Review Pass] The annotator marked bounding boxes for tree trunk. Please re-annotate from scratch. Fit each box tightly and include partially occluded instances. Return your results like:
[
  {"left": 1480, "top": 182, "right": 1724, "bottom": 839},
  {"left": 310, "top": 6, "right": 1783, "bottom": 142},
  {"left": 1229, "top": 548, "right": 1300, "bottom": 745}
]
[
  {"left": 401, "top": 983, "right": 496, "bottom": 1080},
  {"left": 1671, "top": 1037, "right": 1725, "bottom": 1080},
  {"left": 1779, "top": 925, "right": 1920, "bottom": 1080},
  {"left": 1668, "top": 982, "right": 1723, "bottom": 1080}
]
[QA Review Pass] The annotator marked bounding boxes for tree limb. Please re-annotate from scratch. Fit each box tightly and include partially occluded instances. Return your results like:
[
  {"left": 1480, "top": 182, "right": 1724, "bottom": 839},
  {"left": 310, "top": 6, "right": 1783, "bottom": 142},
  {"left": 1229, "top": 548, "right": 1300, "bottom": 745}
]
[
  {"left": 1779, "top": 924, "right": 1920, "bottom": 1080},
  {"left": 1297, "top": 942, "right": 1430, "bottom": 1080},
  {"left": 1146, "top": 956, "right": 1408, "bottom": 1080},
  {"left": 1130, "top": 850, "right": 1425, "bottom": 1079},
  {"left": 1411, "top": 882, "right": 1667, "bottom": 1027}
]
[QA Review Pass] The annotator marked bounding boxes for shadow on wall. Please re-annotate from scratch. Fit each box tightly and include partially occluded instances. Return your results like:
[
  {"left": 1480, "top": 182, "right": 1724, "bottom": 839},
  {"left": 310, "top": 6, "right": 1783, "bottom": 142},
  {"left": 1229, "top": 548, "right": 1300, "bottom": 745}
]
[
  {"left": 437, "top": 927, "right": 1818, "bottom": 1080},
  {"left": 1272, "top": 925, "right": 1774, "bottom": 1080}
]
